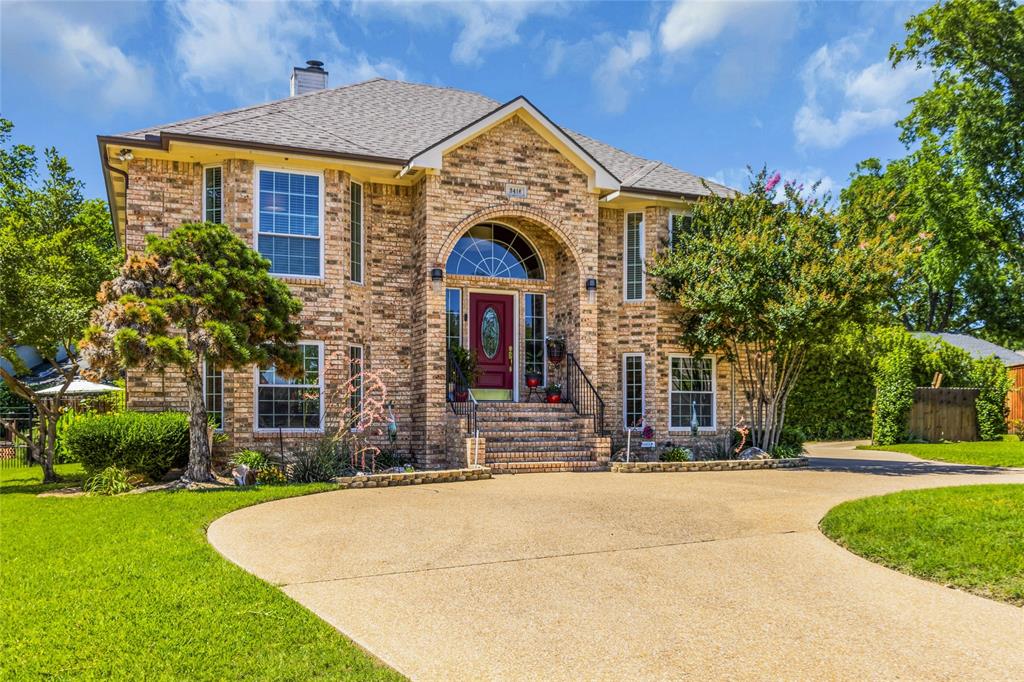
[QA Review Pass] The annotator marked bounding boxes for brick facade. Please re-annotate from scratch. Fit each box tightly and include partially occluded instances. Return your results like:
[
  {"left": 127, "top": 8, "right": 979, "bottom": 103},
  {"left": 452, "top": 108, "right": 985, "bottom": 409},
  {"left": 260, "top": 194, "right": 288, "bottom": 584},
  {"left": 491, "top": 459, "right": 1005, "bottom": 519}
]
[{"left": 120, "top": 111, "right": 747, "bottom": 467}]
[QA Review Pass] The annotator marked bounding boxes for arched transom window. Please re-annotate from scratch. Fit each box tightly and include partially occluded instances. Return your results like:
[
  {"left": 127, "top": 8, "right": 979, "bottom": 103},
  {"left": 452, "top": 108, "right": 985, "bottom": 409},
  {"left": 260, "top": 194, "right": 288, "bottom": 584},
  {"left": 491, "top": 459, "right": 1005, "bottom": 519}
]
[{"left": 446, "top": 223, "right": 544, "bottom": 280}]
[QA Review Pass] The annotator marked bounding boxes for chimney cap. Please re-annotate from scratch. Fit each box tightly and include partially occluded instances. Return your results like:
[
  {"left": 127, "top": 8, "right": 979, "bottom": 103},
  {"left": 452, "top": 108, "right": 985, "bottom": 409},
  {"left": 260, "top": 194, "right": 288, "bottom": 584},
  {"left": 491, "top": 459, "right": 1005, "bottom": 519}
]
[{"left": 305, "top": 60, "right": 325, "bottom": 71}]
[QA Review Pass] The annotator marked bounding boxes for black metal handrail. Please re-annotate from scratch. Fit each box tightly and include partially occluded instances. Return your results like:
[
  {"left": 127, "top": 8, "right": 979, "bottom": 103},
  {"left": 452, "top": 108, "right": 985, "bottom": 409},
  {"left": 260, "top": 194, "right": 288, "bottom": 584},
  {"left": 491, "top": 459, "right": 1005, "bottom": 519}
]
[
  {"left": 446, "top": 349, "right": 478, "bottom": 435},
  {"left": 564, "top": 352, "right": 606, "bottom": 435}
]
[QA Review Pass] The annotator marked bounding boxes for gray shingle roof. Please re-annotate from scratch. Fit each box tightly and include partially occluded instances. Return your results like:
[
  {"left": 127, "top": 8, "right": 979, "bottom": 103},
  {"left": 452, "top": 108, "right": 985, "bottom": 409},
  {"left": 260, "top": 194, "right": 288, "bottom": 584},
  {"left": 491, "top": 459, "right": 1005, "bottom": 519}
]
[
  {"left": 913, "top": 332, "right": 1024, "bottom": 367},
  {"left": 114, "top": 78, "right": 733, "bottom": 198}
]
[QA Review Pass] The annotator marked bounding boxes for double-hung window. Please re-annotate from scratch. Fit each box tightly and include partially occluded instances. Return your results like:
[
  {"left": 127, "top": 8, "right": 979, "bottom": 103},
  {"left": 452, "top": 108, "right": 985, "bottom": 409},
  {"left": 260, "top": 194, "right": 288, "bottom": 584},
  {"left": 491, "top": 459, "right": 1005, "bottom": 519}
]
[
  {"left": 350, "top": 181, "right": 364, "bottom": 283},
  {"left": 524, "top": 293, "right": 546, "bottom": 380},
  {"left": 624, "top": 212, "right": 645, "bottom": 301},
  {"left": 668, "top": 211, "right": 692, "bottom": 249},
  {"left": 204, "top": 166, "right": 222, "bottom": 223},
  {"left": 256, "top": 343, "right": 323, "bottom": 430},
  {"left": 622, "top": 353, "right": 645, "bottom": 429},
  {"left": 445, "top": 288, "right": 462, "bottom": 349},
  {"left": 256, "top": 169, "right": 322, "bottom": 278},
  {"left": 669, "top": 355, "right": 716, "bottom": 430},
  {"left": 203, "top": 359, "right": 223, "bottom": 430}
]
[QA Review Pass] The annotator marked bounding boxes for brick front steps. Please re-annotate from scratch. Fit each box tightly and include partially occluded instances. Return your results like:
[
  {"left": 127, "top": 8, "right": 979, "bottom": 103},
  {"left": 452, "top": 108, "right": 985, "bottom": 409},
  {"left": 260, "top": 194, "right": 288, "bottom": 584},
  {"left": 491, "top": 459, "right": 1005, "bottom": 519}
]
[
  {"left": 335, "top": 466, "right": 491, "bottom": 488},
  {"left": 476, "top": 402, "right": 602, "bottom": 474},
  {"left": 610, "top": 457, "right": 809, "bottom": 473}
]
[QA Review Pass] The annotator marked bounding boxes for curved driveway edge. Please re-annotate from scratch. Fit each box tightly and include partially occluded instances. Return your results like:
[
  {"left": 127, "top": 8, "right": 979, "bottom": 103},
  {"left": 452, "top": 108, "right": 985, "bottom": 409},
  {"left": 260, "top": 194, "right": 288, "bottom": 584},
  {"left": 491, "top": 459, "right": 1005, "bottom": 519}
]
[{"left": 209, "top": 442, "right": 1024, "bottom": 681}]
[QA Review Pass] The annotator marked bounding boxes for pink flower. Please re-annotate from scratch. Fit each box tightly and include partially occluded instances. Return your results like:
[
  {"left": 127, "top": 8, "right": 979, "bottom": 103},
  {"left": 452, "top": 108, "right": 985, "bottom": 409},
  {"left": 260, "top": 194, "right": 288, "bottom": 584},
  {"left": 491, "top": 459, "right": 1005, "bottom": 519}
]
[{"left": 765, "top": 171, "right": 781, "bottom": 192}]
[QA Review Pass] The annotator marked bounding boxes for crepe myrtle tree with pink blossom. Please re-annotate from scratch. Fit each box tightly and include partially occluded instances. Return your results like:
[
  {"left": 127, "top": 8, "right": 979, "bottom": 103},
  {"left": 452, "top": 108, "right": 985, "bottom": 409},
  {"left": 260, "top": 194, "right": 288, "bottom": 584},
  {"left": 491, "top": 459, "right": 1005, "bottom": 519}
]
[{"left": 649, "top": 168, "right": 911, "bottom": 453}]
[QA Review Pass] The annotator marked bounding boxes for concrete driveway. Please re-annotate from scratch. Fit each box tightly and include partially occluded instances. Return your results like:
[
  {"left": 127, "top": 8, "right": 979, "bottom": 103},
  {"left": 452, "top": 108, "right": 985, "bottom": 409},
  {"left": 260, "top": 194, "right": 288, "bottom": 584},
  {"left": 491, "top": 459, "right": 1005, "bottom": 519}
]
[{"left": 209, "top": 443, "right": 1024, "bottom": 680}]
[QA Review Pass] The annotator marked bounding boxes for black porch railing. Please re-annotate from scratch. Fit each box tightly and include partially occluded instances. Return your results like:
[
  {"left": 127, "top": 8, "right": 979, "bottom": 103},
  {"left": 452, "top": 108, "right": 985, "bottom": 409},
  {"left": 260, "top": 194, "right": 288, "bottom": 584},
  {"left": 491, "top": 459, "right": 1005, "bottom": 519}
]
[
  {"left": 0, "top": 405, "right": 36, "bottom": 469},
  {"left": 564, "top": 352, "right": 606, "bottom": 436},
  {"left": 446, "top": 349, "right": 478, "bottom": 435}
]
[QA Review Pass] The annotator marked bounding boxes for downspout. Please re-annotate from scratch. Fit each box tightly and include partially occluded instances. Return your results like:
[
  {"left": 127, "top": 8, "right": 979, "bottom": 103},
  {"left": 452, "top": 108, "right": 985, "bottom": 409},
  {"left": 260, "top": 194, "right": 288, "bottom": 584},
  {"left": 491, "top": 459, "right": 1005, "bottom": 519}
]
[{"left": 100, "top": 143, "right": 129, "bottom": 247}]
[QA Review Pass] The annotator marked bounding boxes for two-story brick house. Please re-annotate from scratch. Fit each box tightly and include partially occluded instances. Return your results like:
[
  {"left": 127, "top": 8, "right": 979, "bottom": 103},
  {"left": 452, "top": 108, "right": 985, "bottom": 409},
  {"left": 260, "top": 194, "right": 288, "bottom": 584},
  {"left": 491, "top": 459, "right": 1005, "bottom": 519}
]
[{"left": 97, "top": 63, "right": 744, "bottom": 472}]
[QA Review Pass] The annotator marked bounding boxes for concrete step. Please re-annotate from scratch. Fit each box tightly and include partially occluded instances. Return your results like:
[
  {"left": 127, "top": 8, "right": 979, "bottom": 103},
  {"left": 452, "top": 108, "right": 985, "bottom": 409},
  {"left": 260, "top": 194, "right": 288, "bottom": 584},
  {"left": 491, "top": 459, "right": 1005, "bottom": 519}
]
[
  {"left": 486, "top": 449, "right": 594, "bottom": 462},
  {"left": 488, "top": 460, "right": 604, "bottom": 474}
]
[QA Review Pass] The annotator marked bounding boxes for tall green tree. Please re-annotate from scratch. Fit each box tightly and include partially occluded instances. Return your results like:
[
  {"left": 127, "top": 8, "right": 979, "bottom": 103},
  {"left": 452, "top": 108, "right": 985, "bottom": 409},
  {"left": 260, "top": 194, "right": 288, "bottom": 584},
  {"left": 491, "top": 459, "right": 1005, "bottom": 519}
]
[
  {"left": 841, "top": 155, "right": 1023, "bottom": 345},
  {"left": 892, "top": 0, "right": 1024, "bottom": 240},
  {"left": 80, "top": 223, "right": 303, "bottom": 482},
  {"left": 649, "top": 170, "right": 907, "bottom": 452},
  {"left": 0, "top": 119, "right": 120, "bottom": 482}
]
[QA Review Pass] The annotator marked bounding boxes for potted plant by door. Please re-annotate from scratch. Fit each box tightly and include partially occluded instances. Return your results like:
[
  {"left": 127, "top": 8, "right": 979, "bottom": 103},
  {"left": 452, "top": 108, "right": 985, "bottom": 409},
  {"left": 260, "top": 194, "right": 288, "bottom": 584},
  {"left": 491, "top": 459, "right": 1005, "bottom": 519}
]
[
  {"left": 544, "top": 383, "right": 563, "bottom": 403},
  {"left": 525, "top": 371, "right": 543, "bottom": 388},
  {"left": 448, "top": 345, "right": 479, "bottom": 402}
]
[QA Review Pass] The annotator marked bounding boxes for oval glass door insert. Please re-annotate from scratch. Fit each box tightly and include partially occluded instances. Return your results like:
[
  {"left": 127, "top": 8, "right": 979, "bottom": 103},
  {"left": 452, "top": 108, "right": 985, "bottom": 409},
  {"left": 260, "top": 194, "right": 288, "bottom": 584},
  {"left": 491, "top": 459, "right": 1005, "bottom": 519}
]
[{"left": 481, "top": 306, "right": 500, "bottom": 359}]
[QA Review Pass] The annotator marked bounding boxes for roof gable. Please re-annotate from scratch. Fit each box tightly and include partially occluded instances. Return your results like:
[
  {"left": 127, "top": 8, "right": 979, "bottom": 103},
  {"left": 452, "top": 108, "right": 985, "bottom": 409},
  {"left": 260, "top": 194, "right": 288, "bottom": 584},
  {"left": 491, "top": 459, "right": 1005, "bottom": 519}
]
[{"left": 406, "top": 97, "right": 619, "bottom": 191}]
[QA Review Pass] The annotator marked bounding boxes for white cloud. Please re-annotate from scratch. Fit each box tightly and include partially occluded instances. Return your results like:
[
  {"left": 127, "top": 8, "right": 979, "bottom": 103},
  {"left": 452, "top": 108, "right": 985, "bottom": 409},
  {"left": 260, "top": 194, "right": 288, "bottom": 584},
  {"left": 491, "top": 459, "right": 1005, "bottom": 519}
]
[
  {"left": 1, "top": 3, "right": 155, "bottom": 113},
  {"left": 594, "top": 31, "right": 652, "bottom": 114},
  {"left": 657, "top": 0, "right": 801, "bottom": 100},
  {"left": 172, "top": 0, "right": 405, "bottom": 100},
  {"left": 351, "top": 0, "right": 564, "bottom": 67},
  {"left": 793, "top": 35, "right": 930, "bottom": 149}
]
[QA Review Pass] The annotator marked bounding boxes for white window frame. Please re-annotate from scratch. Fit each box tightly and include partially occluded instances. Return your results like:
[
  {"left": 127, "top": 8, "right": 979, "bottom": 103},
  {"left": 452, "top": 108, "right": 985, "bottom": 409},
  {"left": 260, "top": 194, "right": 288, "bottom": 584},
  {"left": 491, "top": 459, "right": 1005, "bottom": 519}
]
[
  {"left": 202, "top": 359, "right": 224, "bottom": 432},
  {"left": 445, "top": 287, "right": 463, "bottom": 349},
  {"left": 350, "top": 180, "right": 364, "bottom": 285},
  {"left": 253, "top": 340, "right": 325, "bottom": 433},
  {"left": 668, "top": 210, "right": 692, "bottom": 248},
  {"left": 349, "top": 344, "right": 364, "bottom": 425},
  {"left": 253, "top": 166, "right": 325, "bottom": 281},
  {"left": 622, "top": 352, "right": 645, "bottom": 430},
  {"left": 202, "top": 164, "right": 223, "bottom": 224},
  {"left": 668, "top": 354, "right": 717, "bottom": 432},
  {"left": 524, "top": 292, "right": 547, "bottom": 385},
  {"left": 623, "top": 211, "right": 645, "bottom": 302}
]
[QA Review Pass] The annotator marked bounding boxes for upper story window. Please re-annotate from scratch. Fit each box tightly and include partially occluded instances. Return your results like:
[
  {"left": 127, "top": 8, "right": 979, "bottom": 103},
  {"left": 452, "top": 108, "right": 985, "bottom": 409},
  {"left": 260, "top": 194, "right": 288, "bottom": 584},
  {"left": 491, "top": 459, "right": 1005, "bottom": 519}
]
[
  {"left": 446, "top": 223, "right": 544, "bottom": 280},
  {"left": 624, "top": 211, "right": 645, "bottom": 301},
  {"left": 668, "top": 211, "right": 692, "bottom": 249},
  {"left": 203, "top": 166, "right": 222, "bottom": 224},
  {"left": 350, "top": 181, "right": 364, "bottom": 284},
  {"left": 256, "top": 169, "right": 322, "bottom": 278}
]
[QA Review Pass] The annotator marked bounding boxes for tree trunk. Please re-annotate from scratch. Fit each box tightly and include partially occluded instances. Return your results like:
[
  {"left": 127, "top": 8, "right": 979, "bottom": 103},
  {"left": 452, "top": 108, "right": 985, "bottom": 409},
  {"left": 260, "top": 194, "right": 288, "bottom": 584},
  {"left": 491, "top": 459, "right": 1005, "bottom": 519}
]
[
  {"left": 182, "top": 362, "right": 214, "bottom": 482},
  {"left": 39, "top": 403, "right": 58, "bottom": 484}
]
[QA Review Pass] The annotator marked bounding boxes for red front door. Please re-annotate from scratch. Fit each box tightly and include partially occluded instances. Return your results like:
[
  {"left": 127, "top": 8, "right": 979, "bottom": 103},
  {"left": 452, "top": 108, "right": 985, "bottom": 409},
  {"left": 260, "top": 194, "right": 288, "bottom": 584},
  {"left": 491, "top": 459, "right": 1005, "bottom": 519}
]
[{"left": 469, "top": 292, "right": 514, "bottom": 392}]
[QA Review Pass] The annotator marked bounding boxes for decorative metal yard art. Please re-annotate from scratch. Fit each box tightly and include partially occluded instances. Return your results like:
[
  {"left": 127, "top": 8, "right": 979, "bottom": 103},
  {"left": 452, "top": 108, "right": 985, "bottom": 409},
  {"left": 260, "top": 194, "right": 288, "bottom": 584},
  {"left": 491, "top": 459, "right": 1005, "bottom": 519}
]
[{"left": 690, "top": 400, "right": 700, "bottom": 437}]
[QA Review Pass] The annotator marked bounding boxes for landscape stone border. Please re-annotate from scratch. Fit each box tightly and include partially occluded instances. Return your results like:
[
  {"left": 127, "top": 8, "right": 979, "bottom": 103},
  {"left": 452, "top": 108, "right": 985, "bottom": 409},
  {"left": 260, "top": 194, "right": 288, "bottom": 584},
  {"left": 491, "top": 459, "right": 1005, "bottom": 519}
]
[
  {"left": 335, "top": 466, "right": 492, "bottom": 489},
  {"left": 610, "top": 457, "right": 809, "bottom": 473}
]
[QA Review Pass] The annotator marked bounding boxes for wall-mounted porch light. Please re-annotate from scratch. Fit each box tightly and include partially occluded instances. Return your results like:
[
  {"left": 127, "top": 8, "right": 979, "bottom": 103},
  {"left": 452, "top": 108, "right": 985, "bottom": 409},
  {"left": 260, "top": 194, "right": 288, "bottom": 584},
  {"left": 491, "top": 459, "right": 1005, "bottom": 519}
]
[
  {"left": 430, "top": 267, "right": 444, "bottom": 294},
  {"left": 586, "top": 277, "right": 598, "bottom": 304},
  {"left": 117, "top": 148, "right": 134, "bottom": 162}
]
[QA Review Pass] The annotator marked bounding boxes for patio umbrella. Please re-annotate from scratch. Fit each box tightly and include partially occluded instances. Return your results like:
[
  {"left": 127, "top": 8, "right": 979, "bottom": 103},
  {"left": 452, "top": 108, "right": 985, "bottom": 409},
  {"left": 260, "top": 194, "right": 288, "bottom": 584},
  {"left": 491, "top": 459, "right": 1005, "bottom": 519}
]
[{"left": 35, "top": 379, "right": 122, "bottom": 397}]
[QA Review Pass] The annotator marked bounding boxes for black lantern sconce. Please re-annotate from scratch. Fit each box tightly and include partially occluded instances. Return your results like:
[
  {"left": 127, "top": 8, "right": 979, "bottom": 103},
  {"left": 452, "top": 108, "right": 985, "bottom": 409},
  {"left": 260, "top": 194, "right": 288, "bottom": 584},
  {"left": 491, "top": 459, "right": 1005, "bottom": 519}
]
[
  {"left": 430, "top": 267, "right": 444, "bottom": 294},
  {"left": 586, "top": 277, "right": 598, "bottom": 304}
]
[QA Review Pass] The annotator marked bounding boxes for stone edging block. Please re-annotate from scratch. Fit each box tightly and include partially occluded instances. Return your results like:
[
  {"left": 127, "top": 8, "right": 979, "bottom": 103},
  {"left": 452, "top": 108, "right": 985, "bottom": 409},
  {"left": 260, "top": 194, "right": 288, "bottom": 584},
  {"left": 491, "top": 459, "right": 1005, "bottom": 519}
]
[
  {"left": 609, "top": 457, "right": 809, "bottom": 473},
  {"left": 335, "top": 466, "right": 492, "bottom": 489}
]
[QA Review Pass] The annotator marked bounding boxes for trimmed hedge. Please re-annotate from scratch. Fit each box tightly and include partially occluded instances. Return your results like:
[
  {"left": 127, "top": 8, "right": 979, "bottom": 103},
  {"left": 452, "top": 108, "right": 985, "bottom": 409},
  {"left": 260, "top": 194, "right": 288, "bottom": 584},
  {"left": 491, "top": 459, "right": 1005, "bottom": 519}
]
[{"left": 62, "top": 411, "right": 189, "bottom": 479}]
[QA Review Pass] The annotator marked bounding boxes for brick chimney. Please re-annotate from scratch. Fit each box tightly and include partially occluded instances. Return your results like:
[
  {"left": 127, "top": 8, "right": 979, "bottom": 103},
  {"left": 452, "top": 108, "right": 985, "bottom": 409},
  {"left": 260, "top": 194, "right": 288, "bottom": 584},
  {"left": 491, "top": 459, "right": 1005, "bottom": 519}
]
[{"left": 290, "top": 60, "right": 328, "bottom": 96}]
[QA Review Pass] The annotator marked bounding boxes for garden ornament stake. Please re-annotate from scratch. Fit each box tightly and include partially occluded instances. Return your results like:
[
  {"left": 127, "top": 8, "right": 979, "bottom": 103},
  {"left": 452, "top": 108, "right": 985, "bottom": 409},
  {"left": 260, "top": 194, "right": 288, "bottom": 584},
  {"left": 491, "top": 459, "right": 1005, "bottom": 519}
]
[{"left": 690, "top": 400, "right": 700, "bottom": 437}]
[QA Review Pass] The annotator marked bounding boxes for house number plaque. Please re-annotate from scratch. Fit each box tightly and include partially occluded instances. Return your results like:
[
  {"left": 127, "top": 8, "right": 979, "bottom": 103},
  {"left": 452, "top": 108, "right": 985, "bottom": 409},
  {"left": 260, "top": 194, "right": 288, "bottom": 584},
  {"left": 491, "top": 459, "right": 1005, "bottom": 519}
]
[{"left": 505, "top": 183, "right": 528, "bottom": 199}]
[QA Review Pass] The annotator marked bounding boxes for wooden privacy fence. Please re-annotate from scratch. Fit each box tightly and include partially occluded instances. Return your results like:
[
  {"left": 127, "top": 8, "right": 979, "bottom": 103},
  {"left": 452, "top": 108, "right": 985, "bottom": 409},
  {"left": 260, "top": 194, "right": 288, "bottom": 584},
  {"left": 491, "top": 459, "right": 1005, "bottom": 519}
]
[
  {"left": 1008, "top": 366, "right": 1024, "bottom": 430},
  {"left": 907, "top": 387, "right": 979, "bottom": 443}
]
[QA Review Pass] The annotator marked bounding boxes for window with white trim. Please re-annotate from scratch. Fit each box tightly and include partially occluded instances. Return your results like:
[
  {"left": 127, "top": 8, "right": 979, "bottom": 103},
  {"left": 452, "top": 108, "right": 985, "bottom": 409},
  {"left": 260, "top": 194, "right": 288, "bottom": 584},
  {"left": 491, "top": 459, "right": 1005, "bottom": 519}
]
[
  {"left": 349, "top": 345, "right": 363, "bottom": 418},
  {"left": 669, "top": 355, "right": 716, "bottom": 430},
  {"left": 524, "top": 293, "right": 546, "bottom": 380},
  {"left": 668, "top": 211, "right": 692, "bottom": 249},
  {"left": 445, "top": 288, "right": 462, "bottom": 349},
  {"left": 256, "top": 169, "right": 322, "bottom": 277},
  {"left": 204, "top": 166, "right": 222, "bottom": 224},
  {"left": 256, "top": 343, "right": 322, "bottom": 430},
  {"left": 203, "top": 359, "right": 223, "bottom": 430},
  {"left": 622, "top": 353, "right": 644, "bottom": 429},
  {"left": 624, "top": 212, "right": 644, "bottom": 301},
  {"left": 350, "top": 181, "right": 363, "bottom": 283}
]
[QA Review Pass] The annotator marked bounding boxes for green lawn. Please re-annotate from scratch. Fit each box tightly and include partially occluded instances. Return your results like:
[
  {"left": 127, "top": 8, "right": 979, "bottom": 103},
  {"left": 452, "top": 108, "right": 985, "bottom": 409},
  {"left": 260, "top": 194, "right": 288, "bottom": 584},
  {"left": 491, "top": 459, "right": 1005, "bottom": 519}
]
[
  {"left": 820, "top": 484, "right": 1024, "bottom": 605},
  {"left": 858, "top": 434, "right": 1024, "bottom": 467},
  {"left": 0, "top": 464, "right": 403, "bottom": 680}
]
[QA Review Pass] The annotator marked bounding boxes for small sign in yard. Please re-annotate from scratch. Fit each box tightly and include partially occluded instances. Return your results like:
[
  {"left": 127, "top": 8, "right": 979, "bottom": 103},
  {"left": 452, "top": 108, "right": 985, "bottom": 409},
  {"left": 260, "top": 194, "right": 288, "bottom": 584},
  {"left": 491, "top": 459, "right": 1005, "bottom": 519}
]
[{"left": 640, "top": 440, "right": 656, "bottom": 448}]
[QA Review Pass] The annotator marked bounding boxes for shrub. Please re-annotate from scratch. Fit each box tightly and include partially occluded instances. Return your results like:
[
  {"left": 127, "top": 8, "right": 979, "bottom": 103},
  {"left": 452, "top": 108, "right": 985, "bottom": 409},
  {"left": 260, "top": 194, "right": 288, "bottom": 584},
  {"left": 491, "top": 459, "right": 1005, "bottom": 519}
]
[
  {"left": 773, "top": 425, "right": 805, "bottom": 456},
  {"left": 63, "top": 411, "right": 189, "bottom": 479},
  {"left": 661, "top": 446, "right": 693, "bottom": 462},
  {"left": 84, "top": 466, "right": 143, "bottom": 495},
  {"left": 54, "top": 409, "right": 82, "bottom": 464},
  {"left": 288, "top": 436, "right": 340, "bottom": 483},
  {"left": 970, "top": 357, "right": 1012, "bottom": 440},
  {"left": 872, "top": 345, "right": 915, "bottom": 445},
  {"left": 230, "top": 449, "right": 286, "bottom": 485}
]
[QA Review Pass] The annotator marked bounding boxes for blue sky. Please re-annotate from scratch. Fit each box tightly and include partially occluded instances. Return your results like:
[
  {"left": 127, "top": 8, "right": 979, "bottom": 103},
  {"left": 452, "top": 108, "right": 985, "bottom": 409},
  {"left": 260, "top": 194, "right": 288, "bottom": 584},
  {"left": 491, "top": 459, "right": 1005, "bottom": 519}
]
[{"left": 2, "top": 0, "right": 932, "bottom": 201}]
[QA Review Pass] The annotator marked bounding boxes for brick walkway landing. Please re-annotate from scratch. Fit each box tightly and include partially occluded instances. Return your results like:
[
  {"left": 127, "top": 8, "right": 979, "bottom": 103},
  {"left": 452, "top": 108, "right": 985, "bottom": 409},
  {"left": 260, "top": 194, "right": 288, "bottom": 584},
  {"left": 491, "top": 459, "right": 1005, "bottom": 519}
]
[{"left": 475, "top": 402, "right": 603, "bottom": 473}]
